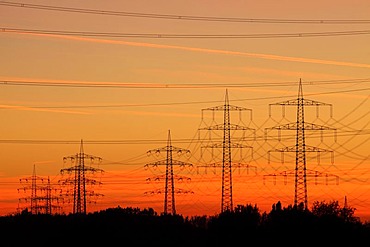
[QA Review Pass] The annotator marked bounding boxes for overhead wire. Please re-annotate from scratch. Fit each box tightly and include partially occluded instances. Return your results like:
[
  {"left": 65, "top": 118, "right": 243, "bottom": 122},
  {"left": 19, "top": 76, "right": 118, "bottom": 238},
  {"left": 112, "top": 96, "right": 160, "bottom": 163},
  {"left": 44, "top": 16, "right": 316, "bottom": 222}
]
[
  {"left": 2, "top": 27, "right": 370, "bottom": 39},
  {"left": 1, "top": 1, "right": 370, "bottom": 24},
  {"left": 1, "top": 78, "right": 369, "bottom": 110},
  {"left": 2, "top": 78, "right": 370, "bottom": 89}
]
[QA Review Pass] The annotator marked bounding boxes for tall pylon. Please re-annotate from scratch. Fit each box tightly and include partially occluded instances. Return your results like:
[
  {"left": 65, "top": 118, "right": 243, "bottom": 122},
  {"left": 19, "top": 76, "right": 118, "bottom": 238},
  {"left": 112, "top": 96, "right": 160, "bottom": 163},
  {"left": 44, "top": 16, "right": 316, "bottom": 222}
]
[
  {"left": 198, "top": 89, "right": 254, "bottom": 213},
  {"left": 59, "top": 139, "right": 104, "bottom": 214},
  {"left": 145, "top": 130, "right": 193, "bottom": 215},
  {"left": 18, "top": 164, "right": 61, "bottom": 214},
  {"left": 265, "top": 79, "right": 337, "bottom": 210}
]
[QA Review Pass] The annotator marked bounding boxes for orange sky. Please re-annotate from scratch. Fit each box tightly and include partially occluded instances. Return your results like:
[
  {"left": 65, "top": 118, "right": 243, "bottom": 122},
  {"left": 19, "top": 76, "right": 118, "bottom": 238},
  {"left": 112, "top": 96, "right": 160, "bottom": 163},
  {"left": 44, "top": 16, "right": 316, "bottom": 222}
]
[{"left": 0, "top": 1, "right": 370, "bottom": 221}]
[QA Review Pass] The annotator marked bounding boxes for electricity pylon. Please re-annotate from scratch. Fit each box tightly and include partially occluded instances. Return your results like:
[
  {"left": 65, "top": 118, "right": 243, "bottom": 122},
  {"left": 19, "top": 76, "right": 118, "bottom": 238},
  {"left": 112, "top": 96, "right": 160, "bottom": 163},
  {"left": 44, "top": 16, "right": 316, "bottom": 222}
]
[
  {"left": 18, "top": 164, "right": 61, "bottom": 214},
  {"left": 59, "top": 139, "right": 104, "bottom": 214},
  {"left": 264, "top": 79, "right": 337, "bottom": 210},
  {"left": 198, "top": 89, "right": 254, "bottom": 213},
  {"left": 145, "top": 130, "right": 193, "bottom": 215}
]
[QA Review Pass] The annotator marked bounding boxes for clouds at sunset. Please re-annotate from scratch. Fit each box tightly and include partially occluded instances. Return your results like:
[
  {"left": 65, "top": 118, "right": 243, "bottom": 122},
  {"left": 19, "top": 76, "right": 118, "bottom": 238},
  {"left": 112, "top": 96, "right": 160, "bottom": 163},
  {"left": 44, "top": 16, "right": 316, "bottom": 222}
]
[{"left": 11, "top": 32, "right": 370, "bottom": 69}]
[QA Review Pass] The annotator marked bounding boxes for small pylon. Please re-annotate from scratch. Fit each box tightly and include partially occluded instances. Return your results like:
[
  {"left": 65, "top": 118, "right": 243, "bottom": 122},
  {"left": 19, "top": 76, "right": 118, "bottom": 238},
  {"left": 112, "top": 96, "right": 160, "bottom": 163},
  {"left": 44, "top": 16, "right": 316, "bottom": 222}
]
[{"left": 18, "top": 164, "right": 61, "bottom": 214}]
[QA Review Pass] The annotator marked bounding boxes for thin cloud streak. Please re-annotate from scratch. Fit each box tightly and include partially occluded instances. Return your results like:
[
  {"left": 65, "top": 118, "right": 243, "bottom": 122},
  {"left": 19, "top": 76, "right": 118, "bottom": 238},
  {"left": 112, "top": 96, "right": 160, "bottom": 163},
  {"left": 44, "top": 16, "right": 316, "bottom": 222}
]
[
  {"left": 0, "top": 104, "right": 90, "bottom": 115},
  {"left": 13, "top": 32, "right": 370, "bottom": 69}
]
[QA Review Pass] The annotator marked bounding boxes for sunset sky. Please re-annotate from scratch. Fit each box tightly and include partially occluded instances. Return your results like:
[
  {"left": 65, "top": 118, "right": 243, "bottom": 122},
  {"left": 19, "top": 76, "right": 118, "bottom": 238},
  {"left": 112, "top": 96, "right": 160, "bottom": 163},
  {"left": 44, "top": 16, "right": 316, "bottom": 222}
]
[{"left": 1, "top": 0, "right": 370, "bottom": 221}]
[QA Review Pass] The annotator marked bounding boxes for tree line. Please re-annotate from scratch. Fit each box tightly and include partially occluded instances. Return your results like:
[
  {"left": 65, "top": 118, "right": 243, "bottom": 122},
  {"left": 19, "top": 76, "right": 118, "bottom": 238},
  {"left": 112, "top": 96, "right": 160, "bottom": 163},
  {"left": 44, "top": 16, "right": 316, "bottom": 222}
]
[{"left": 0, "top": 200, "right": 369, "bottom": 246}]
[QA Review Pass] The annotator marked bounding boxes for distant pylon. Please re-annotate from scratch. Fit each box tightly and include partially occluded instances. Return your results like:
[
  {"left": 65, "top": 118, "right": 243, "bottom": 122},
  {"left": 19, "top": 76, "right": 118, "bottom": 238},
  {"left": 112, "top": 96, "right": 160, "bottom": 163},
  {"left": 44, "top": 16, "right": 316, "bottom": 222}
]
[
  {"left": 198, "top": 89, "right": 254, "bottom": 213},
  {"left": 265, "top": 79, "right": 337, "bottom": 209},
  {"left": 145, "top": 130, "right": 193, "bottom": 215},
  {"left": 18, "top": 164, "right": 61, "bottom": 214},
  {"left": 59, "top": 139, "right": 104, "bottom": 214}
]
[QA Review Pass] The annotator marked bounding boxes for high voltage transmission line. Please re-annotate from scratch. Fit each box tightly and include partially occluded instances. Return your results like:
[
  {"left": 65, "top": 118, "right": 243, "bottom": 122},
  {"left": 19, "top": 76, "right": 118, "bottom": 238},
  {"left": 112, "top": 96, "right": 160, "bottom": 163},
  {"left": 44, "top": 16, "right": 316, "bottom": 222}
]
[
  {"left": 1, "top": 1, "right": 370, "bottom": 24},
  {"left": 2, "top": 78, "right": 370, "bottom": 88},
  {"left": 0, "top": 129, "right": 368, "bottom": 145},
  {"left": 2, "top": 27, "right": 370, "bottom": 39},
  {"left": 1, "top": 79, "right": 369, "bottom": 110}
]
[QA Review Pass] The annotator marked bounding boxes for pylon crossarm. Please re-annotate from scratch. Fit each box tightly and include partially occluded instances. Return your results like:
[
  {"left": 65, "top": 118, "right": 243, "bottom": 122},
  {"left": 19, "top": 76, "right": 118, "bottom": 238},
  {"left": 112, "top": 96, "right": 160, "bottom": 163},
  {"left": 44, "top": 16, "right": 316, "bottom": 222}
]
[
  {"left": 267, "top": 122, "right": 297, "bottom": 131},
  {"left": 144, "top": 188, "right": 163, "bottom": 195},
  {"left": 84, "top": 178, "right": 102, "bottom": 185},
  {"left": 202, "top": 104, "right": 251, "bottom": 112},
  {"left": 269, "top": 98, "right": 331, "bottom": 107},
  {"left": 200, "top": 123, "right": 254, "bottom": 131},
  {"left": 58, "top": 178, "right": 76, "bottom": 185},
  {"left": 82, "top": 166, "right": 104, "bottom": 173},
  {"left": 269, "top": 145, "right": 332, "bottom": 153},
  {"left": 145, "top": 161, "right": 164, "bottom": 168},
  {"left": 19, "top": 176, "right": 46, "bottom": 182},
  {"left": 146, "top": 160, "right": 192, "bottom": 167},
  {"left": 175, "top": 188, "right": 194, "bottom": 194},
  {"left": 233, "top": 162, "right": 256, "bottom": 169},
  {"left": 303, "top": 122, "right": 336, "bottom": 130},
  {"left": 305, "top": 169, "right": 338, "bottom": 178},
  {"left": 147, "top": 146, "right": 190, "bottom": 155},
  {"left": 305, "top": 145, "right": 333, "bottom": 153},
  {"left": 270, "top": 99, "right": 299, "bottom": 107},
  {"left": 202, "top": 142, "right": 252, "bottom": 149},
  {"left": 146, "top": 174, "right": 165, "bottom": 182},
  {"left": 173, "top": 174, "right": 191, "bottom": 182}
]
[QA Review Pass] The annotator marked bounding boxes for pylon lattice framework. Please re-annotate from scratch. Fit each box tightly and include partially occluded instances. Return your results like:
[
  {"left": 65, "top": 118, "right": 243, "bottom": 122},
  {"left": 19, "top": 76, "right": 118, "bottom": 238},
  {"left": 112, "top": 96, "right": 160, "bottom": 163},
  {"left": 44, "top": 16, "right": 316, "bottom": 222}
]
[
  {"left": 199, "top": 89, "right": 254, "bottom": 213},
  {"left": 145, "top": 130, "right": 193, "bottom": 215},
  {"left": 18, "top": 164, "right": 61, "bottom": 214},
  {"left": 59, "top": 139, "right": 104, "bottom": 214},
  {"left": 265, "top": 79, "right": 337, "bottom": 209}
]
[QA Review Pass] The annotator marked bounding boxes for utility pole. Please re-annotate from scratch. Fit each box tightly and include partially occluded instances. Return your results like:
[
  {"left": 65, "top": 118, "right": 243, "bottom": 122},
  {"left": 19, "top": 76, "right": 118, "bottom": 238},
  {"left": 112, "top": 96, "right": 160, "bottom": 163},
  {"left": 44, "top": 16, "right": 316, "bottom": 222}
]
[
  {"left": 198, "top": 89, "right": 254, "bottom": 213},
  {"left": 145, "top": 130, "right": 193, "bottom": 215},
  {"left": 264, "top": 79, "right": 337, "bottom": 210},
  {"left": 18, "top": 164, "right": 61, "bottom": 214},
  {"left": 59, "top": 139, "right": 104, "bottom": 214}
]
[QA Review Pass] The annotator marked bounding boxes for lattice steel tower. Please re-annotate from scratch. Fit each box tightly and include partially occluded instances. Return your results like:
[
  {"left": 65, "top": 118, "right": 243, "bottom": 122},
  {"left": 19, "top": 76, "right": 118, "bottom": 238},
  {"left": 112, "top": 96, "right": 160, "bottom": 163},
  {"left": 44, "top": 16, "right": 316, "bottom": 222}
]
[
  {"left": 145, "top": 130, "right": 192, "bottom": 215},
  {"left": 60, "top": 139, "right": 104, "bottom": 214},
  {"left": 199, "top": 89, "right": 254, "bottom": 213},
  {"left": 18, "top": 164, "right": 61, "bottom": 214},
  {"left": 265, "top": 79, "right": 337, "bottom": 209}
]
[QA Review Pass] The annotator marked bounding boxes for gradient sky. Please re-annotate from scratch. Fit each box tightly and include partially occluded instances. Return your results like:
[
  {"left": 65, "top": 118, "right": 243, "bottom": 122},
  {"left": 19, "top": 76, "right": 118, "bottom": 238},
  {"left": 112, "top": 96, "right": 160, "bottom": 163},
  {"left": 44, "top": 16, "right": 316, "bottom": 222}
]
[{"left": 1, "top": 0, "right": 370, "bottom": 221}]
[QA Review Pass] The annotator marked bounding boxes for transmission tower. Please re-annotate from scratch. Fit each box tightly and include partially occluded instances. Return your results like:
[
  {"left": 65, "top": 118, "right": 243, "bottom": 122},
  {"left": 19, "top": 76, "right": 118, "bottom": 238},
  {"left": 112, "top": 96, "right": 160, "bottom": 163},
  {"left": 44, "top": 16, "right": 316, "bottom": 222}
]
[
  {"left": 264, "top": 79, "right": 337, "bottom": 210},
  {"left": 145, "top": 130, "right": 193, "bottom": 215},
  {"left": 18, "top": 164, "right": 61, "bottom": 214},
  {"left": 198, "top": 89, "right": 255, "bottom": 213},
  {"left": 59, "top": 139, "right": 104, "bottom": 214}
]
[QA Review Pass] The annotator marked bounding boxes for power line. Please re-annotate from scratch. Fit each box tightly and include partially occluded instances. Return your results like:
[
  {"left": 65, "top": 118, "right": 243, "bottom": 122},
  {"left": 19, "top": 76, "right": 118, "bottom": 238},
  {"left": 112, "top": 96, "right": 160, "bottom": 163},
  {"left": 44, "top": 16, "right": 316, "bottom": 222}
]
[
  {"left": 1, "top": 78, "right": 370, "bottom": 89},
  {"left": 0, "top": 129, "right": 369, "bottom": 145},
  {"left": 1, "top": 79, "right": 303, "bottom": 89},
  {"left": 0, "top": 78, "right": 370, "bottom": 109},
  {"left": 2, "top": 27, "right": 370, "bottom": 39},
  {"left": 1, "top": 1, "right": 370, "bottom": 24}
]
